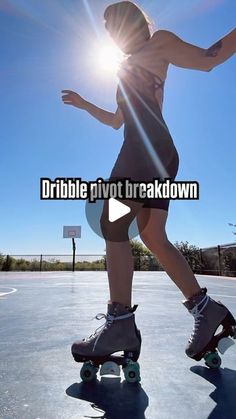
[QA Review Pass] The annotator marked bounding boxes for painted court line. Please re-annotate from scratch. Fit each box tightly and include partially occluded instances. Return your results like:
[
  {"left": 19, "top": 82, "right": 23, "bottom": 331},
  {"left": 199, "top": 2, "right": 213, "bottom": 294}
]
[{"left": 0, "top": 287, "right": 17, "bottom": 297}]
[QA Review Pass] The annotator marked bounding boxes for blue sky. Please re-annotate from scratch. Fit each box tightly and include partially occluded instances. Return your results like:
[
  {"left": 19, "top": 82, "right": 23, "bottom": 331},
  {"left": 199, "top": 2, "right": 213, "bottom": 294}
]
[{"left": 0, "top": 0, "right": 235, "bottom": 255}]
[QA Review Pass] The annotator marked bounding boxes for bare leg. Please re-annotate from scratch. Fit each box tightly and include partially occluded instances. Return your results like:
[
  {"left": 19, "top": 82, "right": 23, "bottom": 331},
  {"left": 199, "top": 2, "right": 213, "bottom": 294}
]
[
  {"left": 137, "top": 208, "right": 201, "bottom": 299},
  {"left": 100, "top": 199, "right": 144, "bottom": 307},
  {"left": 106, "top": 240, "right": 133, "bottom": 307}
]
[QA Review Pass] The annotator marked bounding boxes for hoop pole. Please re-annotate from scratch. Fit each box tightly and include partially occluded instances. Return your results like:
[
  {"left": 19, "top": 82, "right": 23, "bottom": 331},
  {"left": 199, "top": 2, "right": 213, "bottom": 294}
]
[{"left": 72, "top": 238, "right": 76, "bottom": 272}]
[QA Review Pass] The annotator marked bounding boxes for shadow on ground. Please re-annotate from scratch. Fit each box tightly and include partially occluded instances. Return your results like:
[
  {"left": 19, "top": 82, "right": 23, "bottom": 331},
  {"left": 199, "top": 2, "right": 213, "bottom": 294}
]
[
  {"left": 191, "top": 366, "right": 236, "bottom": 419},
  {"left": 66, "top": 377, "right": 149, "bottom": 419}
]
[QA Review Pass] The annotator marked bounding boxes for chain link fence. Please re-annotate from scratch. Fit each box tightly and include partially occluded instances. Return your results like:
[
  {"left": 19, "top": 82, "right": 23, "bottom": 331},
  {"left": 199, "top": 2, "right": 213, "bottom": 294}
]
[
  {"left": 0, "top": 253, "right": 163, "bottom": 272},
  {"left": 199, "top": 243, "right": 236, "bottom": 277},
  {"left": 0, "top": 242, "right": 235, "bottom": 276}
]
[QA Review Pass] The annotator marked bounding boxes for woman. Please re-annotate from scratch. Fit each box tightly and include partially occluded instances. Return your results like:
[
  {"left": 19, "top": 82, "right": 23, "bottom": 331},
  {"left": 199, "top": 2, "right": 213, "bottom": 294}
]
[{"left": 62, "top": 1, "right": 236, "bottom": 368}]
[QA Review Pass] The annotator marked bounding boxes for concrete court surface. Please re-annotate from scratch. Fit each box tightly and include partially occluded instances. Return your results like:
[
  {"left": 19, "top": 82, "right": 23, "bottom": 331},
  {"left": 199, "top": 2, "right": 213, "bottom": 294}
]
[{"left": 0, "top": 271, "right": 235, "bottom": 419}]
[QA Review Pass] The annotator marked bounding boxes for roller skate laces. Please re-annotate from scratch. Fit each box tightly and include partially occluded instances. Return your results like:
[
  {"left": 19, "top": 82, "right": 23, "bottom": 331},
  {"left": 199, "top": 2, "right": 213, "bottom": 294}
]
[
  {"left": 188, "top": 294, "right": 210, "bottom": 344},
  {"left": 83, "top": 311, "right": 134, "bottom": 352}
]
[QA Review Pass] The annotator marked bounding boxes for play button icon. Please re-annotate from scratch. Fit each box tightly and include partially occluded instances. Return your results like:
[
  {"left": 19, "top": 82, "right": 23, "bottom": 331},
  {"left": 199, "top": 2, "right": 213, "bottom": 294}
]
[
  {"left": 109, "top": 198, "right": 131, "bottom": 222},
  {"left": 85, "top": 179, "right": 150, "bottom": 242}
]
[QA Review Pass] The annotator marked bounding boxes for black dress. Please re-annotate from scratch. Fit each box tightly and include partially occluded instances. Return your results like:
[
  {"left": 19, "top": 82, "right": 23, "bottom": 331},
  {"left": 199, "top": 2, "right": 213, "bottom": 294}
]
[{"left": 109, "top": 56, "right": 179, "bottom": 211}]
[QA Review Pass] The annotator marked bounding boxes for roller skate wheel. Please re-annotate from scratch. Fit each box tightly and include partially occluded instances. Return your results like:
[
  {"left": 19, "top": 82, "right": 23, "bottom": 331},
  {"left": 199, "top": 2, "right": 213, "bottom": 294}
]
[
  {"left": 100, "top": 361, "right": 121, "bottom": 377},
  {"left": 204, "top": 352, "right": 221, "bottom": 369},
  {"left": 80, "top": 361, "right": 98, "bottom": 382},
  {"left": 123, "top": 360, "right": 141, "bottom": 383}
]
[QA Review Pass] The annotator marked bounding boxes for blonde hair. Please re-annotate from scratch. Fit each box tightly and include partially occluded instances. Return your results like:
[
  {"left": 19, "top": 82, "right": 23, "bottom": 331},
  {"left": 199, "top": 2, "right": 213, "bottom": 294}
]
[{"left": 104, "top": 1, "right": 155, "bottom": 46}]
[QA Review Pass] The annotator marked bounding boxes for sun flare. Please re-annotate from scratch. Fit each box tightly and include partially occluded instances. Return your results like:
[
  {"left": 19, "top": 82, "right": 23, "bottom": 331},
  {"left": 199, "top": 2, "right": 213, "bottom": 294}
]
[{"left": 96, "top": 40, "right": 124, "bottom": 75}]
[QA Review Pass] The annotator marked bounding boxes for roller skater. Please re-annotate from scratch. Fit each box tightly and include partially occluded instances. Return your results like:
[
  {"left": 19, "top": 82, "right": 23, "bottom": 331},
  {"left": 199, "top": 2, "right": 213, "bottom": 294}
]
[{"left": 62, "top": 1, "right": 236, "bottom": 380}]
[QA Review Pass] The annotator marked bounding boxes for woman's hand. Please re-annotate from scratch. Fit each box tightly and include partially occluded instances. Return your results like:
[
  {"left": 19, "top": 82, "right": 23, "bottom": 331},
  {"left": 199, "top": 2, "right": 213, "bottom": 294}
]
[
  {"left": 61, "top": 89, "right": 118, "bottom": 128},
  {"left": 61, "top": 90, "right": 87, "bottom": 109}
]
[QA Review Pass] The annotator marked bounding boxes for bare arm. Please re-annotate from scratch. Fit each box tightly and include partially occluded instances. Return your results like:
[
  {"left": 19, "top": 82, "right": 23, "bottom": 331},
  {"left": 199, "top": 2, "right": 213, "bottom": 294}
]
[
  {"left": 159, "top": 28, "right": 236, "bottom": 71},
  {"left": 61, "top": 90, "right": 124, "bottom": 130}
]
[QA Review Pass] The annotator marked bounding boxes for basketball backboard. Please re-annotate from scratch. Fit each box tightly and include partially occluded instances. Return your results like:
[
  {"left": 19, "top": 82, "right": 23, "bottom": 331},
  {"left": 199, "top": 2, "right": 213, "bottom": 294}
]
[{"left": 63, "top": 226, "right": 81, "bottom": 239}]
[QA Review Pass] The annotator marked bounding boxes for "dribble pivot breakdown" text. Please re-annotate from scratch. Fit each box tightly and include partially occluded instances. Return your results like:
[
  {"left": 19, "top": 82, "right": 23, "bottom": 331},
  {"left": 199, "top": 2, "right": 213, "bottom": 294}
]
[{"left": 40, "top": 177, "right": 199, "bottom": 201}]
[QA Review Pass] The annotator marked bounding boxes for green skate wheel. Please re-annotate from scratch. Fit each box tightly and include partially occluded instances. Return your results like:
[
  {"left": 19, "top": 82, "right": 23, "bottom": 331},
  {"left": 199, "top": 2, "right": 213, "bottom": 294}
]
[
  {"left": 123, "top": 360, "right": 141, "bottom": 383},
  {"left": 204, "top": 352, "right": 221, "bottom": 369},
  {"left": 80, "top": 361, "right": 98, "bottom": 382}
]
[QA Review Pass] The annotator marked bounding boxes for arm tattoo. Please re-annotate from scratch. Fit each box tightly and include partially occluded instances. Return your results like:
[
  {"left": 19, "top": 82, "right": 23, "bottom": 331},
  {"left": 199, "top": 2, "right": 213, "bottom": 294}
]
[{"left": 205, "top": 40, "right": 223, "bottom": 57}]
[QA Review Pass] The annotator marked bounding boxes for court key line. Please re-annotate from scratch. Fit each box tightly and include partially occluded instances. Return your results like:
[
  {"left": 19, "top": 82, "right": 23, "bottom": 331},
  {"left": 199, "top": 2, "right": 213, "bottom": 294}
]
[{"left": 0, "top": 287, "right": 17, "bottom": 297}]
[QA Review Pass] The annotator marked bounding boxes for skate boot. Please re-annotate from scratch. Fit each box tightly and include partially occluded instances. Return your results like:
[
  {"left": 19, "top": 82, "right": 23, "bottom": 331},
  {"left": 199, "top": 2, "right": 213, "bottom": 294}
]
[
  {"left": 71, "top": 301, "right": 142, "bottom": 382},
  {"left": 183, "top": 287, "right": 236, "bottom": 368}
]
